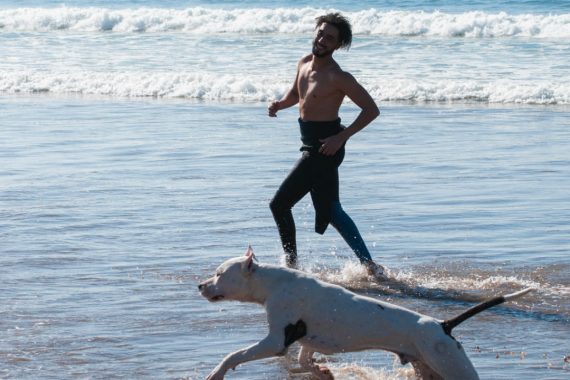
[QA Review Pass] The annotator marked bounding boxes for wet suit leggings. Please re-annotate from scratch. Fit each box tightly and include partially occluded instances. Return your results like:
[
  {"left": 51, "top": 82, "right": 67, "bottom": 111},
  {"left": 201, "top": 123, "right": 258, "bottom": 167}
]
[{"left": 269, "top": 151, "right": 373, "bottom": 267}]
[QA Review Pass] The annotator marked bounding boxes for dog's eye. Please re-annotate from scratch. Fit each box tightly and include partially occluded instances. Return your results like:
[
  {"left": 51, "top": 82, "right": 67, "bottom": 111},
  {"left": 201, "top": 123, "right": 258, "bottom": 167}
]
[{"left": 215, "top": 272, "right": 222, "bottom": 277}]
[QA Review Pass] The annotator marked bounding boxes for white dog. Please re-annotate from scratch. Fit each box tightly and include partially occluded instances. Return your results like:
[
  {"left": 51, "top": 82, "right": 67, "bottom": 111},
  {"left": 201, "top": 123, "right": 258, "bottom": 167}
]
[{"left": 198, "top": 247, "right": 532, "bottom": 380}]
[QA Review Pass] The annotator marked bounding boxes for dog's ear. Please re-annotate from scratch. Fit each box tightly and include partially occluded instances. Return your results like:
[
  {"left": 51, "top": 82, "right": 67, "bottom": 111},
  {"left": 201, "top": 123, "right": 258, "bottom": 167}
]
[{"left": 242, "top": 245, "right": 256, "bottom": 275}]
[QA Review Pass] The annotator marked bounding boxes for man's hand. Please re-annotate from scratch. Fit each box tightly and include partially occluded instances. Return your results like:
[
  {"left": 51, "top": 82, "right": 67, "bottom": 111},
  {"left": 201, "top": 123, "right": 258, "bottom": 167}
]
[
  {"left": 268, "top": 101, "right": 280, "bottom": 117},
  {"left": 319, "top": 134, "right": 346, "bottom": 156}
]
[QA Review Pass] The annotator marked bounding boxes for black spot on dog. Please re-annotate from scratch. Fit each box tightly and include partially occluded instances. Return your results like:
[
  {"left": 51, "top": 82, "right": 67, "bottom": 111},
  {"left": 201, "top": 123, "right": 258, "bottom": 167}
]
[{"left": 284, "top": 320, "right": 307, "bottom": 347}]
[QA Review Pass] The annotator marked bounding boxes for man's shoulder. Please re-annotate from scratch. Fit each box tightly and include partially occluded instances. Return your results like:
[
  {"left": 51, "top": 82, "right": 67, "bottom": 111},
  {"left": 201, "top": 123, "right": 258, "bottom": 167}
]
[
  {"left": 298, "top": 54, "right": 313, "bottom": 65},
  {"left": 333, "top": 67, "right": 356, "bottom": 83}
]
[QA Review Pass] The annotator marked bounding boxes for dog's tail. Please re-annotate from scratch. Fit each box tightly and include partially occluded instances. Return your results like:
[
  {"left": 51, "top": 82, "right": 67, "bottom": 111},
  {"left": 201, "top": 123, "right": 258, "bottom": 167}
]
[{"left": 441, "top": 288, "right": 534, "bottom": 336}]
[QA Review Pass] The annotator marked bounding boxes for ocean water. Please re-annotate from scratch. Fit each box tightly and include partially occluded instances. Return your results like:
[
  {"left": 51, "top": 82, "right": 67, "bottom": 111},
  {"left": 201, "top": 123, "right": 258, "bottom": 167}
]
[{"left": 1, "top": 1, "right": 569, "bottom": 379}]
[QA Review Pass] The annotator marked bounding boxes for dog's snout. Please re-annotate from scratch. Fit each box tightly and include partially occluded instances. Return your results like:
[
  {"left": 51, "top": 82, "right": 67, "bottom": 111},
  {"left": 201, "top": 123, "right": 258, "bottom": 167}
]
[{"left": 198, "top": 283, "right": 205, "bottom": 291}]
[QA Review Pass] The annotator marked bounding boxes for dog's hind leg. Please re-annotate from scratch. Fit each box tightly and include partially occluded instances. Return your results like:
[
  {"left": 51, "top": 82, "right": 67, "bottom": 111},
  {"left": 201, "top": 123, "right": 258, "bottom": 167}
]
[
  {"left": 298, "top": 345, "right": 334, "bottom": 380},
  {"left": 411, "top": 361, "right": 444, "bottom": 380},
  {"left": 415, "top": 336, "right": 479, "bottom": 380}
]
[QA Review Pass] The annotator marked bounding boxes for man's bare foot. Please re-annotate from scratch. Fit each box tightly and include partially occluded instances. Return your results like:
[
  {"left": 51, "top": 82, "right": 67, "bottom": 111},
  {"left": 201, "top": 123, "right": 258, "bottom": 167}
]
[
  {"left": 364, "top": 261, "right": 386, "bottom": 279},
  {"left": 285, "top": 254, "right": 298, "bottom": 269}
]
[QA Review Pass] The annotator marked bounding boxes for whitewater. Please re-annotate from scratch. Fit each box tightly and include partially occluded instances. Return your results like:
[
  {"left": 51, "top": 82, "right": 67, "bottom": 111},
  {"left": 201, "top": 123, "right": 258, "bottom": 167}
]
[
  {"left": 1, "top": 7, "right": 569, "bottom": 37},
  {"left": 1, "top": 6, "right": 569, "bottom": 104}
]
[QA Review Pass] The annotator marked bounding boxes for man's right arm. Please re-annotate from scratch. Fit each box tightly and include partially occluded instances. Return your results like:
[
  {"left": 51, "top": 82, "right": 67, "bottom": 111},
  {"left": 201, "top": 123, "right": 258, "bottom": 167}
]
[{"left": 268, "top": 59, "right": 304, "bottom": 117}]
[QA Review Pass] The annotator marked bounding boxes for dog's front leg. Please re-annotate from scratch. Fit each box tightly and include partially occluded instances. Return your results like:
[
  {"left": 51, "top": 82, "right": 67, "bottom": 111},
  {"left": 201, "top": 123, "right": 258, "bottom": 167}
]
[
  {"left": 299, "top": 346, "right": 334, "bottom": 380},
  {"left": 206, "top": 334, "right": 285, "bottom": 380}
]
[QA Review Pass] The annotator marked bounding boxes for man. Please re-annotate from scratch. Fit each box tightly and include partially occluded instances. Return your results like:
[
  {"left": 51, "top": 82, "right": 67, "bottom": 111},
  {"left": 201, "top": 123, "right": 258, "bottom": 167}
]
[{"left": 267, "top": 13, "right": 384, "bottom": 277}]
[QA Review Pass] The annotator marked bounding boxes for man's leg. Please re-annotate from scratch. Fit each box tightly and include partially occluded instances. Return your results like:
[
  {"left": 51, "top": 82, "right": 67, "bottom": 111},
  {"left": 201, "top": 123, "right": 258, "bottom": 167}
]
[
  {"left": 312, "top": 148, "right": 385, "bottom": 277},
  {"left": 329, "top": 202, "right": 385, "bottom": 277},
  {"left": 329, "top": 201, "right": 372, "bottom": 262},
  {"left": 270, "top": 154, "right": 311, "bottom": 267}
]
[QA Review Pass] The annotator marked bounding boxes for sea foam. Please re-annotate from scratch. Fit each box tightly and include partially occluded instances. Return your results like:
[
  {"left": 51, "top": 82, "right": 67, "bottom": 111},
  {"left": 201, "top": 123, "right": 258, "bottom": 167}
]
[
  {"left": 1, "top": 70, "right": 568, "bottom": 104},
  {"left": 0, "top": 7, "right": 569, "bottom": 38}
]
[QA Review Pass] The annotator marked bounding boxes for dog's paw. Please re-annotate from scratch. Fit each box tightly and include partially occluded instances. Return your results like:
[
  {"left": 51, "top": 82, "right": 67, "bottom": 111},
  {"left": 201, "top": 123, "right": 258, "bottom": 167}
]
[{"left": 316, "top": 364, "right": 335, "bottom": 380}]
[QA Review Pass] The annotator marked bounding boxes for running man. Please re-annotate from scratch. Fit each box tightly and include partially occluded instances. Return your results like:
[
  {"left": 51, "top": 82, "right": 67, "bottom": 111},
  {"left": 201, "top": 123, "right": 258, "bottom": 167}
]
[{"left": 267, "top": 13, "right": 384, "bottom": 277}]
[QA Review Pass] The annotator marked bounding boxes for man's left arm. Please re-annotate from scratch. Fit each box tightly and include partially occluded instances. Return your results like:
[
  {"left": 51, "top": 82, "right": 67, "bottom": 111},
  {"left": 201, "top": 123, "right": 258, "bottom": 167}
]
[{"left": 319, "top": 72, "right": 379, "bottom": 156}]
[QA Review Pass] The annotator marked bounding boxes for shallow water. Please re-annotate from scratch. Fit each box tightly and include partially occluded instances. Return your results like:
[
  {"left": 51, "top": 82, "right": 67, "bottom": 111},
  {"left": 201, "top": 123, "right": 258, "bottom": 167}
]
[
  {"left": 1, "top": 95, "right": 568, "bottom": 379},
  {"left": 2, "top": 0, "right": 570, "bottom": 378}
]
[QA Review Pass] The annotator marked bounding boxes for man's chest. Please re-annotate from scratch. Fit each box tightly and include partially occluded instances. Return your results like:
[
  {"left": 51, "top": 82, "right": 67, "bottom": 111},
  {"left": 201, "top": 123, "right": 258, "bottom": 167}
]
[{"left": 298, "top": 69, "right": 341, "bottom": 101}]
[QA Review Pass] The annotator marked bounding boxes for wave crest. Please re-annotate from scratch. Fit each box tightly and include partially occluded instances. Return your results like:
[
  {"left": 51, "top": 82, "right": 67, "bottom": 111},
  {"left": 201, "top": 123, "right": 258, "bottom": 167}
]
[
  {"left": 2, "top": 70, "right": 568, "bottom": 105},
  {"left": 0, "top": 7, "right": 569, "bottom": 38}
]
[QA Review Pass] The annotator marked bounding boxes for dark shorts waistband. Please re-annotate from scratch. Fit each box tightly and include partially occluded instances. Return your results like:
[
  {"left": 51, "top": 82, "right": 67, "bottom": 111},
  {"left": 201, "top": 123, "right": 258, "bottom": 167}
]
[{"left": 298, "top": 118, "right": 343, "bottom": 151}]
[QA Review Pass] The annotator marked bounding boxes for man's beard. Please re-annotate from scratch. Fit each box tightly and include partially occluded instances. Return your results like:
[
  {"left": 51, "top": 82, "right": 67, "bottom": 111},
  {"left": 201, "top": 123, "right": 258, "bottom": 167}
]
[{"left": 312, "top": 41, "right": 334, "bottom": 58}]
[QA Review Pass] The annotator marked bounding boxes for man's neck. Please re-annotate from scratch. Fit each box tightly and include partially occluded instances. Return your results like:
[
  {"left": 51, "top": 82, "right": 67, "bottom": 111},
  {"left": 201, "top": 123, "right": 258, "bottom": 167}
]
[{"left": 311, "top": 54, "right": 336, "bottom": 70}]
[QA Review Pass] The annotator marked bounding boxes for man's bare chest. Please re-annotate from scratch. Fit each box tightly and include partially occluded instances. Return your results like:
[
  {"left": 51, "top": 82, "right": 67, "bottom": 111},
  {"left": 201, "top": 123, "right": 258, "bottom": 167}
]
[{"left": 298, "top": 69, "right": 340, "bottom": 101}]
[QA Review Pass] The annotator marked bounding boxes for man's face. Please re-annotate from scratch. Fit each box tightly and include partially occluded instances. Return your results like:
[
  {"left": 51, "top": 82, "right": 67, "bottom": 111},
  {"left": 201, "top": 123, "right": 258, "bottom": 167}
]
[{"left": 312, "top": 23, "right": 340, "bottom": 58}]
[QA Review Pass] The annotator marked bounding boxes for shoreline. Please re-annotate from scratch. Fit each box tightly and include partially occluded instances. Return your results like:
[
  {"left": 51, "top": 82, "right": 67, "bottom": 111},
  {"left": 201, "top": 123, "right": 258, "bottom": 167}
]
[{"left": 3, "top": 93, "right": 570, "bottom": 110}]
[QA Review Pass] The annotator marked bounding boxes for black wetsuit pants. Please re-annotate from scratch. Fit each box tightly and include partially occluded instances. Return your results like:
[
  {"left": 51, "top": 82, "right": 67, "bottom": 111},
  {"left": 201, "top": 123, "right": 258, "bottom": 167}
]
[{"left": 269, "top": 149, "right": 373, "bottom": 267}]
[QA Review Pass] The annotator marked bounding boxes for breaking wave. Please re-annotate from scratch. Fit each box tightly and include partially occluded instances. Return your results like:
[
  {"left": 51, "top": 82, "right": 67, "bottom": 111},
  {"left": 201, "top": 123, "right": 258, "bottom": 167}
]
[
  {"left": 2, "top": 70, "right": 569, "bottom": 105},
  {"left": 0, "top": 7, "right": 569, "bottom": 38}
]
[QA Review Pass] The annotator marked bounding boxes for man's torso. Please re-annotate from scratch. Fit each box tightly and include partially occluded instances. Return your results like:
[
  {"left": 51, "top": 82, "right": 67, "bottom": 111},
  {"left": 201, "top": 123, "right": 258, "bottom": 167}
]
[{"left": 297, "top": 55, "right": 346, "bottom": 121}]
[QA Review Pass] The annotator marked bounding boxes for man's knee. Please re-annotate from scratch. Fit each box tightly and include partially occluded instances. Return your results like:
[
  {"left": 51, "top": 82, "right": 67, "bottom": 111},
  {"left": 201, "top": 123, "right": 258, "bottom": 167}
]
[{"left": 269, "top": 196, "right": 285, "bottom": 216}]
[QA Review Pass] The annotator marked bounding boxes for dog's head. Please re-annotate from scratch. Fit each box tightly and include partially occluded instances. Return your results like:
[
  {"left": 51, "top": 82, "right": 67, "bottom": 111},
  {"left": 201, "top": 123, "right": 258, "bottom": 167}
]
[{"left": 198, "top": 246, "right": 257, "bottom": 303}]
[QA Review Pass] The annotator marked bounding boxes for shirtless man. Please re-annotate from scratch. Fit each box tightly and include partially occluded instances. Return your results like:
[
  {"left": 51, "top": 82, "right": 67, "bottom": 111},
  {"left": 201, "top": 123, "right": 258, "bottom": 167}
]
[{"left": 267, "top": 13, "right": 384, "bottom": 277}]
